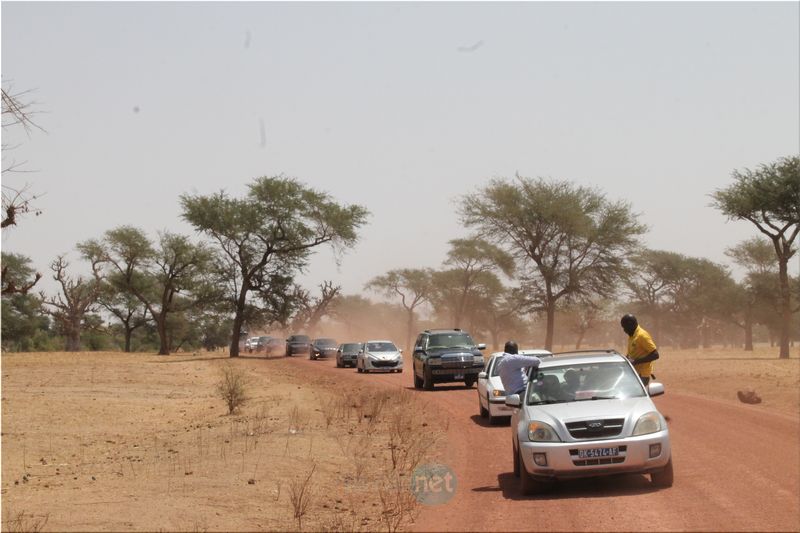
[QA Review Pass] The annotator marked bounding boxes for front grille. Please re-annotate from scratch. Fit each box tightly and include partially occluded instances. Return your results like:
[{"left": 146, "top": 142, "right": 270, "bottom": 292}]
[
  {"left": 371, "top": 360, "right": 398, "bottom": 368},
  {"left": 441, "top": 356, "right": 473, "bottom": 368},
  {"left": 566, "top": 418, "right": 625, "bottom": 439}
]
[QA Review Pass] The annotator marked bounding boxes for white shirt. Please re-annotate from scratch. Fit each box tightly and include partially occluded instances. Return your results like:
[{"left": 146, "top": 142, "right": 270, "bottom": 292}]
[{"left": 497, "top": 352, "right": 542, "bottom": 396}]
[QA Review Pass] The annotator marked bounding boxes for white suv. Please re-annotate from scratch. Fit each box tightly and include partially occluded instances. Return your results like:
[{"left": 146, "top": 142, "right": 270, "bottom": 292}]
[{"left": 507, "top": 350, "right": 673, "bottom": 495}]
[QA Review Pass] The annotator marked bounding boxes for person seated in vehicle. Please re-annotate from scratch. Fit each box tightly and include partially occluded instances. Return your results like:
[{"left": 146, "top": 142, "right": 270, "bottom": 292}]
[{"left": 561, "top": 369, "right": 581, "bottom": 397}]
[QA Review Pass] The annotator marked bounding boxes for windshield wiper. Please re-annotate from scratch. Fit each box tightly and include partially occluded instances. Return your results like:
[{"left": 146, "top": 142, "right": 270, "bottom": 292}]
[
  {"left": 575, "top": 395, "right": 619, "bottom": 401},
  {"left": 528, "top": 399, "right": 568, "bottom": 405}
]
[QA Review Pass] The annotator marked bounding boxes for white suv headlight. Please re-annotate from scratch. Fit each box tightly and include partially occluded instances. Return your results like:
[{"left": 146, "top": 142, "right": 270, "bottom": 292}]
[
  {"left": 633, "top": 412, "right": 663, "bottom": 436},
  {"left": 473, "top": 355, "right": 484, "bottom": 364},
  {"left": 528, "top": 421, "right": 561, "bottom": 442}
]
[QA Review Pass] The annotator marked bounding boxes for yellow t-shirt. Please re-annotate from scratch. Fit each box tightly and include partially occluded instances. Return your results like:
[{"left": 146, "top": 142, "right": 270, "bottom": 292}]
[{"left": 627, "top": 326, "right": 657, "bottom": 378}]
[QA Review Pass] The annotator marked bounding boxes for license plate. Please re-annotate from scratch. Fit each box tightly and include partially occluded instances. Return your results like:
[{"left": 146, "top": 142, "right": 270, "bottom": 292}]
[
  {"left": 454, "top": 373, "right": 464, "bottom": 380},
  {"left": 578, "top": 447, "right": 619, "bottom": 458}
]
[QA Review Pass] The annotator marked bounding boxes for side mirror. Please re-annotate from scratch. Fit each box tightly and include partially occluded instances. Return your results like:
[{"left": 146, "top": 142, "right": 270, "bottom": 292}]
[
  {"left": 478, "top": 372, "right": 488, "bottom": 380},
  {"left": 477, "top": 343, "right": 486, "bottom": 350},
  {"left": 505, "top": 394, "right": 521, "bottom": 408},
  {"left": 414, "top": 348, "right": 424, "bottom": 355},
  {"left": 647, "top": 382, "right": 665, "bottom": 397},
  {"left": 399, "top": 349, "right": 403, "bottom": 354}
]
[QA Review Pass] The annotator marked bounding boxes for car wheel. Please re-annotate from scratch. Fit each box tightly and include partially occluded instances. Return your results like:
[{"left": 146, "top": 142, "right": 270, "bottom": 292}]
[
  {"left": 336, "top": 357, "right": 342, "bottom": 368},
  {"left": 519, "top": 449, "right": 550, "bottom": 496},
  {"left": 413, "top": 371, "right": 423, "bottom": 389},
  {"left": 423, "top": 365, "right": 434, "bottom": 390},
  {"left": 479, "top": 395, "right": 489, "bottom": 418},
  {"left": 464, "top": 375, "right": 476, "bottom": 388},
  {"left": 650, "top": 456, "right": 674, "bottom": 488},
  {"left": 397, "top": 368, "right": 403, "bottom": 373}
]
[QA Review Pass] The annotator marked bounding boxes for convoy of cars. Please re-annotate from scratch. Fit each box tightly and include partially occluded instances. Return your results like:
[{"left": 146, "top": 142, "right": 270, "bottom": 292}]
[{"left": 256, "top": 328, "right": 674, "bottom": 496}]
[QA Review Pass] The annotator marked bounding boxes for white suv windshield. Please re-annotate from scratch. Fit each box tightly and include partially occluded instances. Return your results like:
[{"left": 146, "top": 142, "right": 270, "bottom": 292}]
[{"left": 526, "top": 361, "right": 645, "bottom": 405}]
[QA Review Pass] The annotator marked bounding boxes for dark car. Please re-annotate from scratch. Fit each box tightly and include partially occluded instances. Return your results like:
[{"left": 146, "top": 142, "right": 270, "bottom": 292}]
[
  {"left": 252, "top": 336, "right": 271, "bottom": 353},
  {"left": 265, "top": 337, "right": 283, "bottom": 356},
  {"left": 336, "top": 342, "right": 363, "bottom": 368},
  {"left": 285, "top": 335, "right": 311, "bottom": 357},
  {"left": 310, "top": 338, "right": 338, "bottom": 360},
  {"left": 412, "top": 328, "right": 486, "bottom": 390}
]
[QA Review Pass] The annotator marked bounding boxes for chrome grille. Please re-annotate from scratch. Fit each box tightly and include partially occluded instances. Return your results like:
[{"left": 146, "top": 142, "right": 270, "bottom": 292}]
[{"left": 566, "top": 418, "right": 625, "bottom": 439}]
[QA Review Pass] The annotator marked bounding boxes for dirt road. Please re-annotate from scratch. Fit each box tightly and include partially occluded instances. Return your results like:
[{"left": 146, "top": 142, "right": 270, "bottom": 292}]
[{"left": 287, "top": 354, "right": 800, "bottom": 532}]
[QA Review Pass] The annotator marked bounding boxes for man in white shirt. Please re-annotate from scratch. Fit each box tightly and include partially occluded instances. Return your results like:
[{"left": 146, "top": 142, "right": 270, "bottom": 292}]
[{"left": 497, "top": 340, "right": 543, "bottom": 396}]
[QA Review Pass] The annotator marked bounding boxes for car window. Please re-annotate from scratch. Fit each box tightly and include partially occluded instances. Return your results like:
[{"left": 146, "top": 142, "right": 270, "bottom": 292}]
[
  {"left": 341, "top": 343, "right": 361, "bottom": 351},
  {"left": 366, "top": 342, "right": 397, "bottom": 352},
  {"left": 526, "top": 361, "right": 645, "bottom": 405},
  {"left": 490, "top": 356, "right": 505, "bottom": 377},
  {"left": 316, "top": 338, "right": 337, "bottom": 346},
  {"left": 291, "top": 335, "right": 310, "bottom": 343},
  {"left": 427, "top": 333, "right": 475, "bottom": 349}
]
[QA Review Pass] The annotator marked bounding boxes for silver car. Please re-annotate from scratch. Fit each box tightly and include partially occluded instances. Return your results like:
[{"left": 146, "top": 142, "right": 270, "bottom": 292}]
[
  {"left": 507, "top": 350, "right": 673, "bottom": 495},
  {"left": 477, "top": 349, "right": 552, "bottom": 424},
  {"left": 356, "top": 340, "right": 404, "bottom": 373}
]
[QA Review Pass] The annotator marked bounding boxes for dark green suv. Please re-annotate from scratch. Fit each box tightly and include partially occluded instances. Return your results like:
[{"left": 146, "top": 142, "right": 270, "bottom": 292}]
[{"left": 412, "top": 329, "right": 486, "bottom": 390}]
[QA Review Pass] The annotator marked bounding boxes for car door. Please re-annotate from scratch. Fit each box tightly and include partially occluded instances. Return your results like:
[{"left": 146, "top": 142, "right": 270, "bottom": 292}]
[
  {"left": 477, "top": 356, "right": 494, "bottom": 404},
  {"left": 413, "top": 334, "right": 427, "bottom": 375}
]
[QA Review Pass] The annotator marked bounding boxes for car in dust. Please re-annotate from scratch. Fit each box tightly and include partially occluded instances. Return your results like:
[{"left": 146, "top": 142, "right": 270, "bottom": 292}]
[
  {"left": 477, "top": 349, "right": 552, "bottom": 424},
  {"left": 412, "top": 329, "right": 486, "bottom": 390},
  {"left": 356, "top": 340, "right": 403, "bottom": 373},
  {"left": 264, "top": 337, "right": 283, "bottom": 356},
  {"left": 336, "top": 342, "right": 363, "bottom": 368},
  {"left": 310, "top": 337, "right": 338, "bottom": 360},
  {"left": 285, "top": 334, "right": 311, "bottom": 357},
  {"left": 245, "top": 337, "right": 260, "bottom": 353},
  {"left": 507, "top": 349, "right": 673, "bottom": 495}
]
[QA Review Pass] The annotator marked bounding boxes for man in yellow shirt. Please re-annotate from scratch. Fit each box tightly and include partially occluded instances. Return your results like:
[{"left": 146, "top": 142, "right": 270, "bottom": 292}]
[{"left": 621, "top": 314, "right": 659, "bottom": 386}]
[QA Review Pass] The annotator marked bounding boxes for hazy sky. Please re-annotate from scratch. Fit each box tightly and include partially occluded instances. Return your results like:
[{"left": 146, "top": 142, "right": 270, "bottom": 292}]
[{"left": 2, "top": 1, "right": 799, "bottom": 299}]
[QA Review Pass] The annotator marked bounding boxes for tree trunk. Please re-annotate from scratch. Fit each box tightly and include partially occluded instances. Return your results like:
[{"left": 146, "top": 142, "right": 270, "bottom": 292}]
[
  {"left": 744, "top": 305, "right": 753, "bottom": 351},
  {"left": 575, "top": 329, "right": 586, "bottom": 350},
  {"left": 778, "top": 258, "right": 791, "bottom": 359},
  {"left": 65, "top": 325, "right": 81, "bottom": 352},
  {"left": 544, "top": 303, "right": 555, "bottom": 352},
  {"left": 229, "top": 284, "right": 249, "bottom": 357},
  {"left": 124, "top": 327, "right": 133, "bottom": 353},
  {"left": 406, "top": 309, "right": 415, "bottom": 353},
  {"left": 156, "top": 316, "right": 169, "bottom": 355}
]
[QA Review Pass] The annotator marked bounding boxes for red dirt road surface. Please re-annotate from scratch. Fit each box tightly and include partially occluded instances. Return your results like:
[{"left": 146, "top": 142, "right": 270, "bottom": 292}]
[{"left": 291, "top": 354, "right": 800, "bottom": 532}]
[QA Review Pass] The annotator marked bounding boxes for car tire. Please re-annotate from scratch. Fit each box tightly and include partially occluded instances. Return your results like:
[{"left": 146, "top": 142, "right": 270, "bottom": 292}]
[
  {"left": 397, "top": 368, "right": 403, "bottom": 373},
  {"left": 479, "top": 395, "right": 489, "bottom": 418},
  {"left": 519, "top": 449, "right": 550, "bottom": 496},
  {"left": 413, "top": 371, "right": 423, "bottom": 389},
  {"left": 336, "top": 358, "right": 342, "bottom": 368},
  {"left": 465, "top": 375, "right": 476, "bottom": 388},
  {"left": 423, "top": 365, "right": 434, "bottom": 391},
  {"left": 650, "top": 456, "right": 674, "bottom": 488}
]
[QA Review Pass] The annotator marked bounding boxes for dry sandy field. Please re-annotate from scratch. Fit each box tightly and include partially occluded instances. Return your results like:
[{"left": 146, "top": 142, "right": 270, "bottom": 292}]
[{"left": 1, "top": 345, "right": 798, "bottom": 531}]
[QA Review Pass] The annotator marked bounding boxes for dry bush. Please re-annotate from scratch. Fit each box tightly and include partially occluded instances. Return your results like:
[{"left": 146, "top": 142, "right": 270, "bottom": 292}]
[
  {"left": 378, "top": 473, "right": 419, "bottom": 532},
  {"left": 288, "top": 463, "right": 317, "bottom": 530},
  {"left": 3, "top": 509, "right": 49, "bottom": 533},
  {"left": 216, "top": 363, "right": 249, "bottom": 414}
]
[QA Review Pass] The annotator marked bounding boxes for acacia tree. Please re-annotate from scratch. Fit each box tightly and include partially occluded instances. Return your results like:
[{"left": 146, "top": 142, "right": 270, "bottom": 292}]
[
  {"left": 97, "top": 278, "right": 150, "bottom": 352},
  {"left": 712, "top": 155, "right": 799, "bottom": 358},
  {"left": 461, "top": 177, "right": 644, "bottom": 350},
  {"left": 433, "top": 238, "right": 514, "bottom": 328},
  {"left": 365, "top": 268, "right": 434, "bottom": 351},
  {"left": 40, "top": 254, "right": 104, "bottom": 351},
  {"left": 725, "top": 238, "right": 778, "bottom": 350},
  {"left": 181, "top": 176, "right": 368, "bottom": 357},
  {"left": 88, "top": 227, "right": 214, "bottom": 355},
  {"left": 289, "top": 281, "right": 341, "bottom": 336}
]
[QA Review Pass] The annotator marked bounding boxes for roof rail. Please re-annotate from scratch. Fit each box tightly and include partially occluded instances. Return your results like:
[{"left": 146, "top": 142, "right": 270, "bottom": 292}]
[{"left": 551, "top": 348, "right": 621, "bottom": 356}]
